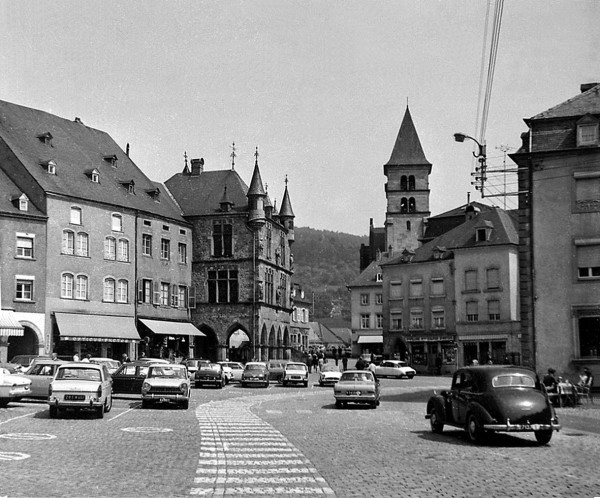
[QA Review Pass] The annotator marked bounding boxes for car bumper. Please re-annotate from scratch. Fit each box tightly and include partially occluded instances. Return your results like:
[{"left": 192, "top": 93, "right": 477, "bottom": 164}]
[
  {"left": 142, "top": 393, "right": 188, "bottom": 403},
  {"left": 335, "top": 393, "right": 378, "bottom": 403},
  {"left": 48, "top": 395, "right": 103, "bottom": 408},
  {"left": 0, "top": 386, "right": 31, "bottom": 398},
  {"left": 284, "top": 375, "right": 308, "bottom": 383},
  {"left": 195, "top": 378, "right": 222, "bottom": 385},
  {"left": 242, "top": 378, "right": 268, "bottom": 384},
  {"left": 484, "top": 419, "right": 561, "bottom": 432}
]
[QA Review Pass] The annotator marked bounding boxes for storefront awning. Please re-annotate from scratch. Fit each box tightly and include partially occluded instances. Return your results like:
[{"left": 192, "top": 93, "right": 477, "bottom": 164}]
[
  {"left": 357, "top": 335, "right": 383, "bottom": 344},
  {"left": 458, "top": 334, "right": 508, "bottom": 341},
  {"left": 0, "top": 310, "right": 24, "bottom": 337},
  {"left": 55, "top": 313, "right": 140, "bottom": 343},
  {"left": 139, "top": 319, "right": 206, "bottom": 337}
]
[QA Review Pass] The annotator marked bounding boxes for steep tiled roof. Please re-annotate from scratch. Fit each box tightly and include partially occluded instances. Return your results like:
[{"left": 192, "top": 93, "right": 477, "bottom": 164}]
[
  {"left": 0, "top": 100, "right": 186, "bottom": 222},
  {"left": 385, "top": 207, "right": 518, "bottom": 266},
  {"left": 165, "top": 169, "right": 249, "bottom": 216},
  {"left": 385, "top": 106, "right": 431, "bottom": 166},
  {"left": 0, "top": 168, "right": 45, "bottom": 218},
  {"left": 348, "top": 256, "right": 390, "bottom": 287},
  {"left": 422, "top": 202, "right": 495, "bottom": 241},
  {"left": 530, "top": 83, "right": 600, "bottom": 120}
]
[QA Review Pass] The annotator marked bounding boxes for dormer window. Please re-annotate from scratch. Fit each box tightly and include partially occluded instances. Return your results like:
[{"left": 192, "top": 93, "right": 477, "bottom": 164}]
[
  {"left": 85, "top": 168, "right": 100, "bottom": 183},
  {"left": 475, "top": 221, "right": 494, "bottom": 242},
  {"left": 37, "top": 132, "right": 53, "bottom": 145},
  {"left": 11, "top": 193, "right": 29, "bottom": 211},
  {"left": 146, "top": 187, "right": 160, "bottom": 201},
  {"left": 120, "top": 180, "right": 135, "bottom": 194},
  {"left": 376, "top": 272, "right": 383, "bottom": 282},
  {"left": 40, "top": 159, "right": 57, "bottom": 175},
  {"left": 577, "top": 115, "right": 599, "bottom": 147},
  {"left": 104, "top": 154, "right": 118, "bottom": 167},
  {"left": 432, "top": 246, "right": 446, "bottom": 260}
]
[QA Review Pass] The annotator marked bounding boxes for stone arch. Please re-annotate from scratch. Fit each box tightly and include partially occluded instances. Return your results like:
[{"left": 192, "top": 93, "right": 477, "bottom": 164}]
[
  {"left": 268, "top": 325, "right": 276, "bottom": 360},
  {"left": 282, "top": 326, "right": 291, "bottom": 360},
  {"left": 260, "top": 324, "right": 268, "bottom": 362},
  {"left": 7, "top": 321, "right": 44, "bottom": 359},
  {"left": 226, "top": 323, "right": 251, "bottom": 363}
]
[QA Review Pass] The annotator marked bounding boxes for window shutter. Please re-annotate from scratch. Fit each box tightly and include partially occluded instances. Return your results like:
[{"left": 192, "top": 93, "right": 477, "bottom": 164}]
[
  {"left": 137, "top": 279, "right": 143, "bottom": 303},
  {"left": 188, "top": 286, "right": 196, "bottom": 309},
  {"left": 153, "top": 281, "right": 160, "bottom": 305},
  {"left": 171, "top": 284, "right": 177, "bottom": 306}
]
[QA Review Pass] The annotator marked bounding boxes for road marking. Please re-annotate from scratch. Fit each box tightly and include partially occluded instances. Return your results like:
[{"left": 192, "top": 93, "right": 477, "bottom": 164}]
[
  {"left": 108, "top": 404, "right": 141, "bottom": 422},
  {"left": 0, "top": 433, "right": 56, "bottom": 441},
  {"left": 0, "top": 412, "right": 34, "bottom": 426},
  {"left": 190, "top": 399, "right": 335, "bottom": 496},
  {"left": 0, "top": 451, "right": 30, "bottom": 461},
  {"left": 121, "top": 427, "right": 173, "bottom": 433}
]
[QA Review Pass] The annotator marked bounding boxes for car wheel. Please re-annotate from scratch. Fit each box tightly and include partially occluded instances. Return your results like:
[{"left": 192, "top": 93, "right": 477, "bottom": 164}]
[
  {"left": 49, "top": 406, "right": 58, "bottom": 418},
  {"left": 335, "top": 400, "right": 343, "bottom": 409},
  {"left": 264, "top": 381, "right": 270, "bottom": 388},
  {"left": 217, "top": 380, "right": 223, "bottom": 389},
  {"left": 0, "top": 398, "right": 9, "bottom": 408},
  {"left": 319, "top": 380, "right": 323, "bottom": 386},
  {"left": 241, "top": 382, "right": 247, "bottom": 388},
  {"left": 429, "top": 408, "right": 444, "bottom": 434},
  {"left": 467, "top": 413, "right": 483, "bottom": 443},
  {"left": 104, "top": 394, "right": 113, "bottom": 413},
  {"left": 195, "top": 382, "right": 201, "bottom": 388},
  {"left": 182, "top": 400, "right": 190, "bottom": 410},
  {"left": 141, "top": 400, "right": 150, "bottom": 409},
  {"left": 407, "top": 374, "right": 415, "bottom": 379},
  {"left": 283, "top": 380, "right": 288, "bottom": 387},
  {"left": 535, "top": 430, "right": 553, "bottom": 445},
  {"left": 96, "top": 405, "right": 104, "bottom": 419},
  {"left": 303, "top": 380, "right": 308, "bottom": 387}
]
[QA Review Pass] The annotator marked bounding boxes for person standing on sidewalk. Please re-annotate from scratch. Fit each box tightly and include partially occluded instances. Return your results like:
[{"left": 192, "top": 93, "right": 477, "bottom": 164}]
[{"left": 341, "top": 352, "right": 348, "bottom": 372}]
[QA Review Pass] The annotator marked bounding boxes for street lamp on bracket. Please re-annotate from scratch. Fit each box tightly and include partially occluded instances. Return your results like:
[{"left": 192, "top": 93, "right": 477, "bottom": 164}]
[{"left": 454, "top": 133, "right": 487, "bottom": 197}]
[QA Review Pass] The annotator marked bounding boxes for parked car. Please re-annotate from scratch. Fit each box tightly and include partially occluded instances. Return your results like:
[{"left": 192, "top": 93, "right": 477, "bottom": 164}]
[
  {"left": 241, "top": 362, "right": 269, "bottom": 388},
  {"left": 111, "top": 361, "right": 157, "bottom": 395},
  {"left": 359, "top": 353, "right": 382, "bottom": 365},
  {"left": 219, "top": 364, "right": 233, "bottom": 384},
  {"left": 375, "top": 360, "right": 416, "bottom": 379},
  {"left": 182, "top": 359, "right": 210, "bottom": 379},
  {"left": 141, "top": 364, "right": 190, "bottom": 409},
  {"left": 333, "top": 370, "right": 380, "bottom": 409},
  {"left": 194, "top": 363, "right": 226, "bottom": 389},
  {"left": 266, "top": 361, "right": 288, "bottom": 382},
  {"left": 425, "top": 365, "right": 561, "bottom": 445},
  {"left": 0, "top": 368, "right": 31, "bottom": 406},
  {"left": 319, "top": 364, "right": 342, "bottom": 386},
  {"left": 282, "top": 362, "right": 309, "bottom": 387},
  {"left": 48, "top": 363, "right": 113, "bottom": 418},
  {"left": 89, "top": 357, "right": 121, "bottom": 375},
  {"left": 22, "top": 360, "right": 65, "bottom": 398},
  {"left": 218, "top": 361, "right": 244, "bottom": 382},
  {"left": 0, "top": 362, "right": 24, "bottom": 374}
]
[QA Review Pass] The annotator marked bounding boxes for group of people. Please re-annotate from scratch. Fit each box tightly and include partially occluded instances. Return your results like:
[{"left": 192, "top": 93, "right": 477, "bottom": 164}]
[
  {"left": 542, "top": 366, "right": 593, "bottom": 406},
  {"left": 306, "top": 348, "right": 349, "bottom": 373}
]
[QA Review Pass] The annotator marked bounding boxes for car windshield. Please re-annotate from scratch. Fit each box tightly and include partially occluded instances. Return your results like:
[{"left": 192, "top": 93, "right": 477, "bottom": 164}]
[
  {"left": 56, "top": 367, "right": 101, "bottom": 382},
  {"left": 199, "top": 363, "right": 220, "bottom": 371},
  {"left": 321, "top": 365, "right": 339, "bottom": 373},
  {"left": 268, "top": 363, "right": 283, "bottom": 369},
  {"left": 340, "top": 372, "right": 373, "bottom": 383},
  {"left": 245, "top": 364, "right": 265, "bottom": 371},
  {"left": 492, "top": 373, "right": 536, "bottom": 388},
  {"left": 286, "top": 363, "right": 307, "bottom": 371},
  {"left": 148, "top": 366, "right": 187, "bottom": 378}
]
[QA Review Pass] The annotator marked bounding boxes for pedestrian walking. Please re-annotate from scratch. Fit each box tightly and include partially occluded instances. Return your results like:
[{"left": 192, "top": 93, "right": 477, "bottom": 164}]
[
  {"left": 342, "top": 353, "right": 348, "bottom": 372},
  {"left": 333, "top": 350, "right": 339, "bottom": 366}
]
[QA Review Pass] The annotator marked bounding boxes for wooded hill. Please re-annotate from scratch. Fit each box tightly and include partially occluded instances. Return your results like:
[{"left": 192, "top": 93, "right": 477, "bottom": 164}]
[{"left": 291, "top": 226, "right": 367, "bottom": 321}]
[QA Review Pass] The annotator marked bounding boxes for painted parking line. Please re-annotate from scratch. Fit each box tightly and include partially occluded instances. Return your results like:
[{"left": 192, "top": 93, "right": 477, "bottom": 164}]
[
  {"left": 0, "top": 412, "right": 34, "bottom": 426},
  {"left": 190, "top": 399, "right": 335, "bottom": 496}
]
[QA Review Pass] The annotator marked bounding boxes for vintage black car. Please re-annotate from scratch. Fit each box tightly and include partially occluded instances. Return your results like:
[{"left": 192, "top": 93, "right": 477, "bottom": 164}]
[
  {"left": 425, "top": 365, "right": 560, "bottom": 445},
  {"left": 194, "top": 362, "right": 226, "bottom": 389}
]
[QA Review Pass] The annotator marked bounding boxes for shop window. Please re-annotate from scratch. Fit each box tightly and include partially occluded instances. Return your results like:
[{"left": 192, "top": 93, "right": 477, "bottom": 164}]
[{"left": 579, "top": 316, "right": 600, "bottom": 357}]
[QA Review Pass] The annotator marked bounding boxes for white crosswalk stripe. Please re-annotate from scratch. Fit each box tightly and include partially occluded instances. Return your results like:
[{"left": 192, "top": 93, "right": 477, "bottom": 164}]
[{"left": 190, "top": 399, "right": 335, "bottom": 496}]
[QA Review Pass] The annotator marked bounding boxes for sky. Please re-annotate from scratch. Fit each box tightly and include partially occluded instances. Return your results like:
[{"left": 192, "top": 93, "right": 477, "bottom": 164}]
[{"left": 1, "top": 1, "right": 599, "bottom": 235}]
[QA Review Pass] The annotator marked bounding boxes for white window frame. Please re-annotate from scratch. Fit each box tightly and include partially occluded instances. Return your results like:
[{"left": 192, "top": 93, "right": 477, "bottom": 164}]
[
  {"left": 76, "top": 232, "right": 89, "bottom": 257},
  {"left": 111, "top": 213, "right": 123, "bottom": 232},
  {"left": 62, "top": 230, "right": 75, "bottom": 255},
  {"left": 360, "top": 314, "right": 370, "bottom": 329},
  {"left": 117, "top": 279, "right": 128, "bottom": 303},
  {"left": 103, "top": 278, "right": 115, "bottom": 302},
  {"left": 15, "top": 277, "right": 34, "bottom": 301},
  {"left": 75, "top": 275, "right": 88, "bottom": 300},
  {"left": 16, "top": 235, "right": 34, "bottom": 259},
  {"left": 104, "top": 237, "right": 116, "bottom": 260},
  {"left": 70, "top": 206, "right": 82, "bottom": 225},
  {"left": 61, "top": 273, "right": 74, "bottom": 299}
]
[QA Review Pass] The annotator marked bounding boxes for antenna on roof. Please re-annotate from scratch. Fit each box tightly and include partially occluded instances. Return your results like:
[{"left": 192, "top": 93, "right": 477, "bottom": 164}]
[
  {"left": 254, "top": 146, "right": 259, "bottom": 166},
  {"left": 230, "top": 142, "right": 236, "bottom": 170}
]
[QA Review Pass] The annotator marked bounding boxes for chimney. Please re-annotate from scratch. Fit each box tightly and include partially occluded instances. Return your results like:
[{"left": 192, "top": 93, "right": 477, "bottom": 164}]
[
  {"left": 581, "top": 83, "right": 599, "bottom": 93},
  {"left": 190, "top": 158, "right": 204, "bottom": 176}
]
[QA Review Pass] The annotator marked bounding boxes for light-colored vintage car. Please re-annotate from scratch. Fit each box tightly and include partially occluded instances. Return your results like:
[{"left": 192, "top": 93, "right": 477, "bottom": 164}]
[
  {"left": 282, "top": 362, "right": 309, "bottom": 387},
  {"left": 141, "top": 364, "right": 190, "bottom": 409},
  {"left": 48, "top": 363, "right": 113, "bottom": 418},
  {"left": 333, "top": 370, "right": 380, "bottom": 409},
  {"left": 0, "top": 367, "right": 32, "bottom": 407},
  {"left": 319, "top": 364, "right": 342, "bottom": 386},
  {"left": 375, "top": 360, "right": 416, "bottom": 379},
  {"left": 23, "top": 360, "right": 66, "bottom": 398},
  {"left": 89, "top": 357, "right": 121, "bottom": 375},
  {"left": 241, "top": 362, "right": 269, "bottom": 388},
  {"left": 218, "top": 361, "right": 244, "bottom": 382}
]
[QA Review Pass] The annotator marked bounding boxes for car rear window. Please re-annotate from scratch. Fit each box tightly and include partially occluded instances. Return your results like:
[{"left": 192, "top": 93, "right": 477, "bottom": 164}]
[
  {"left": 286, "top": 364, "right": 307, "bottom": 371},
  {"left": 56, "top": 367, "right": 101, "bottom": 381},
  {"left": 492, "top": 373, "right": 536, "bottom": 388},
  {"left": 341, "top": 372, "right": 373, "bottom": 382}
]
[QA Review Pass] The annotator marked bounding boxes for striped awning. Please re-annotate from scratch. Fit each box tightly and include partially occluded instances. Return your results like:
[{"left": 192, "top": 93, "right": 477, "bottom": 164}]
[
  {"left": 139, "top": 319, "right": 206, "bottom": 337},
  {"left": 0, "top": 310, "right": 24, "bottom": 337},
  {"left": 357, "top": 335, "right": 383, "bottom": 344}
]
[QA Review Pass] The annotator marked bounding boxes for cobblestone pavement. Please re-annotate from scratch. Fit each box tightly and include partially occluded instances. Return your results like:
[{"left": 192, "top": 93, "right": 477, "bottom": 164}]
[{"left": 0, "top": 374, "right": 599, "bottom": 497}]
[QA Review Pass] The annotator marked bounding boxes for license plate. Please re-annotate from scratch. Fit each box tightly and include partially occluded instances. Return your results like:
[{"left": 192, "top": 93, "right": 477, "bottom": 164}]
[
  {"left": 347, "top": 391, "right": 361, "bottom": 396},
  {"left": 159, "top": 398, "right": 169, "bottom": 403},
  {"left": 65, "top": 394, "right": 85, "bottom": 401},
  {"left": 523, "top": 424, "right": 540, "bottom": 431}
]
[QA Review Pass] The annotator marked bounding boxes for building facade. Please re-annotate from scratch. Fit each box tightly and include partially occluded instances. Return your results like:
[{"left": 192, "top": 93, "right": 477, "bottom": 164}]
[
  {"left": 511, "top": 82, "right": 600, "bottom": 378},
  {"left": 165, "top": 156, "right": 296, "bottom": 362},
  {"left": 0, "top": 100, "right": 197, "bottom": 361}
]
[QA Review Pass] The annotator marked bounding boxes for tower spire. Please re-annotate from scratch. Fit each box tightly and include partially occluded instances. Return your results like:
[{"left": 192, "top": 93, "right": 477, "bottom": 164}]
[{"left": 230, "top": 142, "right": 236, "bottom": 170}]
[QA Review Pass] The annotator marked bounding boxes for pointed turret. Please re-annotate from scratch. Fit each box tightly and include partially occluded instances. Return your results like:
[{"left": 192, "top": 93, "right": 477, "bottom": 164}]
[
  {"left": 385, "top": 106, "right": 431, "bottom": 170},
  {"left": 247, "top": 152, "right": 266, "bottom": 227},
  {"left": 279, "top": 176, "right": 295, "bottom": 244}
]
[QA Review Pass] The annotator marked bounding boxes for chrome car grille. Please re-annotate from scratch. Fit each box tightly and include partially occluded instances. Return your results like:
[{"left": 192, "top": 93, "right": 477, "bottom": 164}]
[{"left": 149, "top": 386, "right": 182, "bottom": 395}]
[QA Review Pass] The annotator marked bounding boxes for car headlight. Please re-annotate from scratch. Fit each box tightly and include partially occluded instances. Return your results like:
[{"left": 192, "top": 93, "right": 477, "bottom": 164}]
[
  {"left": 180, "top": 383, "right": 188, "bottom": 393},
  {"left": 141, "top": 382, "right": 151, "bottom": 394}
]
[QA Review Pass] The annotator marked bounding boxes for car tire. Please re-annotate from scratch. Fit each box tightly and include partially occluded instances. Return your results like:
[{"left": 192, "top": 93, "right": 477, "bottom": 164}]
[
  {"left": 283, "top": 380, "right": 288, "bottom": 387},
  {"left": 195, "top": 382, "right": 201, "bottom": 389},
  {"left": 319, "top": 380, "right": 323, "bottom": 386},
  {"left": 535, "top": 430, "right": 553, "bottom": 445},
  {"left": 467, "top": 413, "right": 483, "bottom": 443},
  {"left": 0, "top": 398, "right": 9, "bottom": 408},
  {"left": 335, "top": 400, "right": 343, "bottom": 409},
  {"left": 429, "top": 408, "right": 444, "bottom": 434},
  {"left": 241, "top": 382, "right": 247, "bottom": 388},
  {"left": 303, "top": 380, "right": 308, "bottom": 388},
  {"left": 96, "top": 405, "right": 104, "bottom": 419},
  {"left": 407, "top": 374, "right": 415, "bottom": 379},
  {"left": 217, "top": 380, "right": 223, "bottom": 389},
  {"left": 182, "top": 400, "right": 190, "bottom": 410},
  {"left": 49, "top": 406, "right": 58, "bottom": 418},
  {"left": 264, "top": 381, "right": 270, "bottom": 388},
  {"left": 141, "top": 400, "right": 150, "bottom": 409}
]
